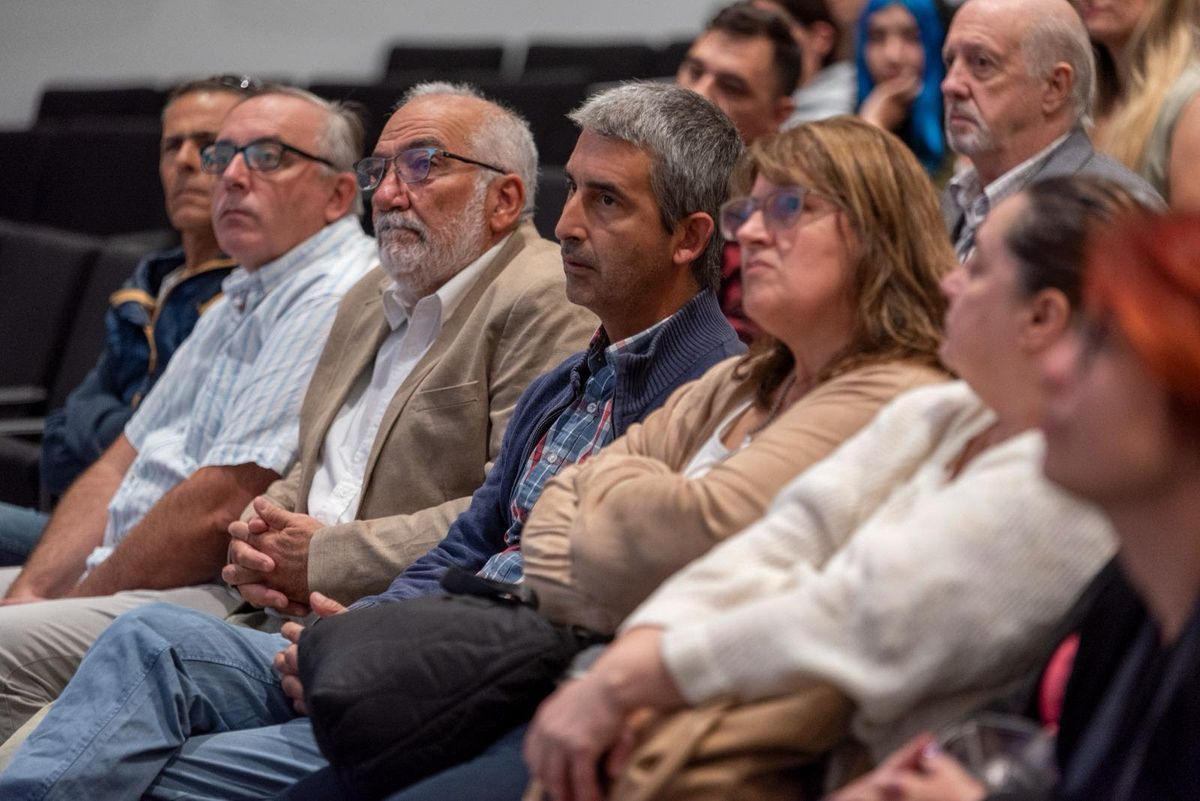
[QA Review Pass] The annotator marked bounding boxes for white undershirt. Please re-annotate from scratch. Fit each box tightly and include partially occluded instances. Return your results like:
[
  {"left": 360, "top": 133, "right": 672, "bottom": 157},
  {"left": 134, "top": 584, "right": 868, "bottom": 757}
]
[
  {"left": 305, "top": 236, "right": 508, "bottom": 524},
  {"left": 681, "top": 399, "right": 753, "bottom": 479}
]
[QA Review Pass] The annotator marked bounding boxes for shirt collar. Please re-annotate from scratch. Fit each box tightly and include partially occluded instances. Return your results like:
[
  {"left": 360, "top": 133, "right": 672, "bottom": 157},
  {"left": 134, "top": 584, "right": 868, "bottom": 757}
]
[
  {"left": 585, "top": 315, "right": 670, "bottom": 375},
  {"left": 221, "top": 216, "right": 362, "bottom": 313},
  {"left": 948, "top": 132, "right": 1071, "bottom": 222},
  {"left": 380, "top": 233, "right": 509, "bottom": 332}
]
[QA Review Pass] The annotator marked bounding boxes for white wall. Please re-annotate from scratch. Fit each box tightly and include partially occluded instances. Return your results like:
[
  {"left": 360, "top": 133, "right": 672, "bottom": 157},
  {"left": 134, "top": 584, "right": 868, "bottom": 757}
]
[{"left": 0, "top": 0, "right": 712, "bottom": 127}]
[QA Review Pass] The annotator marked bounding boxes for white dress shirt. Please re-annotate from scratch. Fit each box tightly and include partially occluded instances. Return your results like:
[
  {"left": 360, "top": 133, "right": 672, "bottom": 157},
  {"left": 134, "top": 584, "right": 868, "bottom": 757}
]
[{"left": 306, "top": 236, "right": 508, "bottom": 524}]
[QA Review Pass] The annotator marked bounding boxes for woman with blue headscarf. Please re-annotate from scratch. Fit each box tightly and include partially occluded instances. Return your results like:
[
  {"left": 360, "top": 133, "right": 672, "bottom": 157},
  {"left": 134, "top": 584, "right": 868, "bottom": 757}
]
[{"left": 855, "top": 0, "right": 947, "bottom": 176}]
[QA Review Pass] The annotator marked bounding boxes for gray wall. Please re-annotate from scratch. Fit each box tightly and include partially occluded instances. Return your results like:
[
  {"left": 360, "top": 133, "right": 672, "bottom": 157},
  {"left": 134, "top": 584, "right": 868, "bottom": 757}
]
[{"left": 0, "top": 0, "right": 710, "bottom": 127}]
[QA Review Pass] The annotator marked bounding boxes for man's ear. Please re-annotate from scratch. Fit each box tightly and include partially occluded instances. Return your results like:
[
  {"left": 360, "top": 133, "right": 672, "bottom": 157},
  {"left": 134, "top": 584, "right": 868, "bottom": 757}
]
[
  {"left": 324, "top": 172, "right": 360, "bottom": 222},
  {"left": 671, "top": 211, "right": 715, "bottom": 270},
  {"left": 1020, "top": 287, "right": 1071, "bottom": 352},
  {"left": 487, "top": 175, "right": 526, "bottom": 233},
  {"left": 805, "top": 20, "right": 838, "bottom": 67},
  {"left": 772, "top": 94, "right": 796, "bottom": 129},
  {"left": 1042, "top": 62, "right": 1074, "bottom": 118}
]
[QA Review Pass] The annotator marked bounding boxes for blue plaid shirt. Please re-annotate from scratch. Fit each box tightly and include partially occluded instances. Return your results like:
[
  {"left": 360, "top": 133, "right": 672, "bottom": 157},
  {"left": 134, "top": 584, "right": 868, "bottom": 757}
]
[{"left": 477, "top": 322, "right": 664, "bottom": 583}]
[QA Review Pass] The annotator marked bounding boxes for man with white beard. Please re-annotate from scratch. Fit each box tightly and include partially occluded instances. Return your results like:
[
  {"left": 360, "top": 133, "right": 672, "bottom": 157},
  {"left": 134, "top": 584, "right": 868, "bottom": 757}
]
[
  {"left": 216, "top": 82, "right": 597, "bottom": 618},
  {"left": 939, "top": 0, "right": 1158, "bottom": 261}
]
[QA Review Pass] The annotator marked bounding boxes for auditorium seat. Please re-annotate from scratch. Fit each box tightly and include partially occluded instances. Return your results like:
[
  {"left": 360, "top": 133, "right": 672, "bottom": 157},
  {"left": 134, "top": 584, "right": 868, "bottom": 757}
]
[
  {"left": 36, "top": 84, "right": 164, "bottom": 125},
  {"left": 522, "top": 41, "right": 660, "bottom": 83},
  {"left": 384, "top": 42, "right": 505, "bottom": 79}
]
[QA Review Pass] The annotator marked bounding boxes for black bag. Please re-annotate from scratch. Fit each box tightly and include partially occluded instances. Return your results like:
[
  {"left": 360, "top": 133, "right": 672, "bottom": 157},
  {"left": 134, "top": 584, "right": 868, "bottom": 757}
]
[{"left": 299, "top": 570, "right": 604, "bottom": 799}]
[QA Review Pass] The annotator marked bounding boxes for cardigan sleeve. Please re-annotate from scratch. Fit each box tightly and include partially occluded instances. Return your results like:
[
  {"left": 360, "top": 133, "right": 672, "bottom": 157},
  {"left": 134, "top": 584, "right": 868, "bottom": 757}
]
[
  {"left": 618, "top": 382, "right": 966, "bottom": 634},
  {"left": 651, "top": 431, "right": 1115, "bottom": 757}
]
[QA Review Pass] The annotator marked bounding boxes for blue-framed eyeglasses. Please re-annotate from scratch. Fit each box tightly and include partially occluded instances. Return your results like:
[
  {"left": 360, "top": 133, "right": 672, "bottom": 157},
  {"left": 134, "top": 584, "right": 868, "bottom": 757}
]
[
  {"left": 719, "top": 186, "right": 814, "bottom": 240},
  {"left": 354, "top": 147, "right": 506, "bottom": 191}
]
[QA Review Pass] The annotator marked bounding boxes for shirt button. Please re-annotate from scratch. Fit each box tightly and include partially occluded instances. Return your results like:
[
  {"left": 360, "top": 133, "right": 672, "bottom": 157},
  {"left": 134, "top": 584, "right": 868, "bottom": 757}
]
[
  {"left": 546, "top": 453, "right": 559, "bottom": 464},
  {"left": 586, "top": 402, "right": 597, "bottom": 414}
]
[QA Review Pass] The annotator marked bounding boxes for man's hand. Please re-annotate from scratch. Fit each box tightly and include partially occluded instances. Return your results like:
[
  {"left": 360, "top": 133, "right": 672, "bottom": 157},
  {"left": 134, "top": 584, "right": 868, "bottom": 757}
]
[
  {"left": 224, "top": 497, "right": 322, "bottom": 614},
  {"left": 274, "top": 591, "right": 348, "bottom": 716}
]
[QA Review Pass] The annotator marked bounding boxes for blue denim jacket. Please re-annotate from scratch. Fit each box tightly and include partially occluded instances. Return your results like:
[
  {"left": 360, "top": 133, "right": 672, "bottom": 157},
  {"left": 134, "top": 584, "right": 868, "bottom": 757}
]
[
  {"left": 350, "top": 289, "right": 745, "bottom": 608},
  {"left": 39, "top": 247, "right": 235, "bottom": 496}
]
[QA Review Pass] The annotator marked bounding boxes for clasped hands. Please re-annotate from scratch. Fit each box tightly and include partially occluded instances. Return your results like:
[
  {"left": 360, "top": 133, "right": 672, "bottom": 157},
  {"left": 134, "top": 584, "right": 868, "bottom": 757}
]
[{"left": 224, "top": 495, "right": 322, "bottom": 616}]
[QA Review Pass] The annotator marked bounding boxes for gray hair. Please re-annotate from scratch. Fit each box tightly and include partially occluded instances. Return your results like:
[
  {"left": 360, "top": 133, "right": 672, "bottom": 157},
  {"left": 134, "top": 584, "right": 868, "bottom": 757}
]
[
  {"left": 1022, "top": 9, "right": 1096, "bottom": 124},
  {"left": 399, "top": 82, "right": 540, "bottom": 221},
  {"left": 249, "top": 83, "right": 366, "bottom": 215},
  {"left": 568, "top": 82, "right": 743, "bottom": 290}
]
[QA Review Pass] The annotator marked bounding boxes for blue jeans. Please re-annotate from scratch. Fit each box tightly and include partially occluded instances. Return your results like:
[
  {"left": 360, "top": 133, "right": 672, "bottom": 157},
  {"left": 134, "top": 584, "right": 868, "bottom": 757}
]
[
  {"left": 0, "top": 502, "right": 48, "bottom": 566},
  {"left": 0, "top": 603, "right": 323, "bottom": 801},
  {"left": 274, "top": 723, "right": 531, "bottom": 801}
]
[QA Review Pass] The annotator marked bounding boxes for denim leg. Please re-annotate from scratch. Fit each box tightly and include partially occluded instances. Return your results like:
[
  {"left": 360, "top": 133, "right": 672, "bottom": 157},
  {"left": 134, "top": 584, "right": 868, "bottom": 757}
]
[
  {"left": 384, "top": 723, "right": 530, "bottom": 801},
  {"left": 269, "top": 723, "right": 530, "bottom": 801},
  {"left": 0, "top": 503, "right": 48, "bottom": 567},
  {"left": 0, "top": 603, "right": 292, "bottom": 801},
  {"left": 146, "top": 719, "right": 327, "bottom": 801}
]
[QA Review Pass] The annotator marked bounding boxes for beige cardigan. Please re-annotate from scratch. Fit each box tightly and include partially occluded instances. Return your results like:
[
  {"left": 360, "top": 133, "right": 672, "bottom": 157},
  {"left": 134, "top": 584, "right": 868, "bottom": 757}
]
[{"left": 521, "top": 355, "right": 947, "bottom": 633}]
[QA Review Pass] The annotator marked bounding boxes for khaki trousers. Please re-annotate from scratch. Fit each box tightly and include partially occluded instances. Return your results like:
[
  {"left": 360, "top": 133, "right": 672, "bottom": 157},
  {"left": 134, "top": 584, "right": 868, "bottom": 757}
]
[{"left": 0, "top": 567, "right": 240, "bottom": 742}]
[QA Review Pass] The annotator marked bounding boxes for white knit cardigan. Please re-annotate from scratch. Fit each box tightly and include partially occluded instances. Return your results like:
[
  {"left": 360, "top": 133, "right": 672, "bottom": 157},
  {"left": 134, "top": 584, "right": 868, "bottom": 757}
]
[{"left": 623, "top": 381, "right": 1116, "bottom": 758}]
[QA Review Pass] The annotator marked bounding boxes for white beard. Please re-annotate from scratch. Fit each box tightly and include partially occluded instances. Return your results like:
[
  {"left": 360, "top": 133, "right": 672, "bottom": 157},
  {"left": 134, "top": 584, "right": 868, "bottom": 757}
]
[
  {"left": 944, "top": 101, "right": 997, "bottom": 157},
  {"left": 375, "top": 178, "right": 490, "bottom": 307}
]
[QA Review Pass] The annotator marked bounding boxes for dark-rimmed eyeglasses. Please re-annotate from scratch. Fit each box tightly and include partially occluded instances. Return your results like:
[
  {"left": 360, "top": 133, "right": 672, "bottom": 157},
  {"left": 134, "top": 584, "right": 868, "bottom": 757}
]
[
  {"left": 200, "top": 137, "right": 336, "bottom": 175},
  {"left": 354, "top": 147, "right": 506, "bottom": 191},
  {"left": 719, "top": 186, "right": 814, "bottom": 240}
]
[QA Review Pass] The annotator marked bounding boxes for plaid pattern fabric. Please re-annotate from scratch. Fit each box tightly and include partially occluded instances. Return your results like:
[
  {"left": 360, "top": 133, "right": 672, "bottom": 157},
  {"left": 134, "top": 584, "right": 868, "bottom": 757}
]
[
  {"left": 946, "top": 132, "right": 1069, "bottom": 262},
  {"left": 478, "top": 323, "right": 664, "bottom": 583}
]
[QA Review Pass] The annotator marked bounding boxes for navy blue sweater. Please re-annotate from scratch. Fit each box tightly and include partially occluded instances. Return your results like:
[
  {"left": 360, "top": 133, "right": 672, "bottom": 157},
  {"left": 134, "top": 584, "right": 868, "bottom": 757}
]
[{"left": 351, "top": 289, "right": 743, "bottom": 607}]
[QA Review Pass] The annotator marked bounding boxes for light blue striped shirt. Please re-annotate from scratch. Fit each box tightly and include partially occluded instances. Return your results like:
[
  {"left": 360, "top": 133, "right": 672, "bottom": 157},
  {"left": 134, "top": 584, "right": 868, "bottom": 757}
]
[{"left": 88, "top": 217, "right": 377, "bottom": 569}]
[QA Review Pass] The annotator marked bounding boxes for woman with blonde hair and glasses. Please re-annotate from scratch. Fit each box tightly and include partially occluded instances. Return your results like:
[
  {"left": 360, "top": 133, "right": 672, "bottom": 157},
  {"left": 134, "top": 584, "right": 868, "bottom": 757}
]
[{"left": 1081, "top": 0, "right": 1200, "bottom": 207}]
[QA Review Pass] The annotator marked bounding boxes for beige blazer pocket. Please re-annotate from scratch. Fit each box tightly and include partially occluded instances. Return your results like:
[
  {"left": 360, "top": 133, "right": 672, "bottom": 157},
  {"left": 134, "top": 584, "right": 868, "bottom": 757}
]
[{"left": 410, "top": 381, "right": 482, "bottom": 413}]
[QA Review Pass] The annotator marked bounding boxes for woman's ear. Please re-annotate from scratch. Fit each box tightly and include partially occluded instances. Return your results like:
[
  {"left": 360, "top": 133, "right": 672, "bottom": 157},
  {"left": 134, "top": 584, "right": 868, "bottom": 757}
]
[{"left": 1021, "top": 287, "right": 1071, "bottom": 352}]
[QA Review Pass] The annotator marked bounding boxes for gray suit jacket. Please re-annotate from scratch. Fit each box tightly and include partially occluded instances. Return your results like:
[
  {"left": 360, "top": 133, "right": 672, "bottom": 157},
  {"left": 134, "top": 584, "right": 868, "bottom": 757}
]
[
  {"left": 941, "top": 128, "right": 1164, "bottom": 241},
  {"left": 256, "top": 223, "right": 597, "bottom": 604}
]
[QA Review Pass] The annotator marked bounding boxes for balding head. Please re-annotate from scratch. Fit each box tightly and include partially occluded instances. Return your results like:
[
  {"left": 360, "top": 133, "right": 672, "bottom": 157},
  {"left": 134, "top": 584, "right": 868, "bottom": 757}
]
[{"left": 942, "top": 0, "right": 1094, "bottom": 184}]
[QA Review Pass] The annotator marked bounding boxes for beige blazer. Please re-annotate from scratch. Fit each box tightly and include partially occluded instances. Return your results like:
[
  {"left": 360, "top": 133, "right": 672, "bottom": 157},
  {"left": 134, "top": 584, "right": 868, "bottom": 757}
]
[{"left": 257, "top": 224, "right": 597, "bottom": 605}]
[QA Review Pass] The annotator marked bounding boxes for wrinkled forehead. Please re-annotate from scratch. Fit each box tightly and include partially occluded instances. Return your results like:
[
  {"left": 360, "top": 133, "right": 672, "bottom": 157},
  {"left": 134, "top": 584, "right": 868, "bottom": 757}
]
[
  {"left": 950, "top": 0, "right": 1027, "bottom": 54},
  {"left": 217, "top": 93, "right": 327, "bottom": 148},
  {"left": 375, "top": 95, "right": 484, "bottom": 155}
]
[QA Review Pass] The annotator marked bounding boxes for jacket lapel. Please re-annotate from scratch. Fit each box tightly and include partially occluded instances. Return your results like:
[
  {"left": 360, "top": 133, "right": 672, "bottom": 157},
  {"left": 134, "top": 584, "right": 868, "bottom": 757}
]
[{"left": 359, "top": 226, "right": 535, "bottom": 482}]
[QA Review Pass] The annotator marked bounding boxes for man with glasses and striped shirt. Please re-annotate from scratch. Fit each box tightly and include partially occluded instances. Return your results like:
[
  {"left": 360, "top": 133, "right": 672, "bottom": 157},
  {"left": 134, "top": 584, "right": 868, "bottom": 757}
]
[{"left": 0, "top": 85, "right": 375, "bottom": 743}]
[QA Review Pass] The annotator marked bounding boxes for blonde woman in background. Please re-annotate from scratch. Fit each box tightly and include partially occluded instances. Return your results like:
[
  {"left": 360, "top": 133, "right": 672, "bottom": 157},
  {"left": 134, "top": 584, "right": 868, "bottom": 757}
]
[{"left": 1081, "top": 0, "right": 1200, "bottom": 207}]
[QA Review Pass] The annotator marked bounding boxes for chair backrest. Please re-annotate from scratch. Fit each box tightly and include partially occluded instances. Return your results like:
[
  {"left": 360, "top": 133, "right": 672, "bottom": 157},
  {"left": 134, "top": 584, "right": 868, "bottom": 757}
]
[
  {"left": 384, "top": 43, "right": 505, "bottom": 78},
  {"left": 0, "top": 129, "right": 50, "bottom": 224},
  {"left": 47, "top": 238, "right": 159, "bottom": 409},
  {"left": 32, "top": 121, "right": 169, "bottom": 236},
  {"left": 478, "top": 74, "right": 591, "bottom": 167},
  {"left": 0, "top": 219, "right": 102, "bottom": 395},
  {"left": 36, "top": 84, "right": 165, "bottom": 125},
  {"left": 522, "top": 41, "right": 660, "bottom": 83}
]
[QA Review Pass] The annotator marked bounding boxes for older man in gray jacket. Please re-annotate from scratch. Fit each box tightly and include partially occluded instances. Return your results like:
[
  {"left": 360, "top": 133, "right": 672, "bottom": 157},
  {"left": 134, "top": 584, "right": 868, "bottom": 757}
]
[{"left": 940, "top": 0, "right": 1160, "bottom": 261}]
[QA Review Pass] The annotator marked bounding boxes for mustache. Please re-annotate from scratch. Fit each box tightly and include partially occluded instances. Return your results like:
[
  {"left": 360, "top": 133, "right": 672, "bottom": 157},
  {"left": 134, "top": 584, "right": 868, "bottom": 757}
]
[
  {"left": 374, "top": 211, "right": 426, "bottom": 240},
  {"left": 560, "top": 239, "right": 596, "bottom": 267}
]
